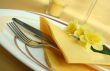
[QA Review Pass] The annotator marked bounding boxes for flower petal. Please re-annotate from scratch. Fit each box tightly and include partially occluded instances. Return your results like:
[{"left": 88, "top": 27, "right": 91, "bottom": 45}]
[
  {"left": 92, "top": 44, "right": 103, "bottom": 51},
  {"left": 85, "top": 43, "right": 92, "bottom": 51}
]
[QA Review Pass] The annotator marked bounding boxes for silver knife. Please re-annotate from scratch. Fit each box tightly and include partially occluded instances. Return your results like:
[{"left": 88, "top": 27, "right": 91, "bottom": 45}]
[{"left": 12, "top": 18, "right": 57, "bottom": 47}]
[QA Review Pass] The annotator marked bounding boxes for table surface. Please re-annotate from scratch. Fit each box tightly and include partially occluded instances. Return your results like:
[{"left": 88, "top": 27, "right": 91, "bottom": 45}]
[{"left": 0, "top": 0, "right": 110, "bottom": 71}]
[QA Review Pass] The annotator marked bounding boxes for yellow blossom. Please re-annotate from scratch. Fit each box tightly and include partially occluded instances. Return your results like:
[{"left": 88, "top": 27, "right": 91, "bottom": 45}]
[
  {"left": 74, "top": 26, "right": 85, "bottom": 37},
  {"left": 64, "top": 20, "right": 105, "bottom": 51},
  {"left": 74, "top": 25, "right": 91, "bottom": 37},
  {"left": 84, "top": 32, "right": 104, "bottom": 51},
  {"left": 65, "top": 21, "right": 78, "bottom": 34}
]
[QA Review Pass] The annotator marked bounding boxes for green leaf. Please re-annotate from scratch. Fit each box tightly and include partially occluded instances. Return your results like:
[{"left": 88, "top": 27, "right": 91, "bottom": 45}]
[{"left": 91, "top": 45, "right": 110, "bottom": 55}]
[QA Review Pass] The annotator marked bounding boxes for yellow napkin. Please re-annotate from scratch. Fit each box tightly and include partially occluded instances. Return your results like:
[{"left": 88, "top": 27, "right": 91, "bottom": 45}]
[
  {"left": 44, "top": 47, "right": 97, "bottom": 71},
  {"left": 40, "top": 17, "right": 110, "bottom": 65}
]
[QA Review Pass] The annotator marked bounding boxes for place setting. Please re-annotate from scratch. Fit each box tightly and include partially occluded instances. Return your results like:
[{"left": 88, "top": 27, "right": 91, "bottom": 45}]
[
  {"left": 1, "top": 1, "right": 110, "bottom": 71},
  {"left": 0, "top": 8, "right": 110, "bottom": 71}
]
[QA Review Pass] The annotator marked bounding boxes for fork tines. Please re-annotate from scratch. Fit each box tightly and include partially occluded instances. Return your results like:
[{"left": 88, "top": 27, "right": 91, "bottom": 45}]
[{"left": 7, "top": 22, "right": 31, "bottom": 44}]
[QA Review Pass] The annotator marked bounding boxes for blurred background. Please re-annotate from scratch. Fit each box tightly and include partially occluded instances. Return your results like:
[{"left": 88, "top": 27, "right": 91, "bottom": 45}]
[
  {"left": 1, "top": 0, "right": 110, "bottom": 43},
  {"left": 0, "top": 0, "right": 110, "bottom": 22},
  {"left": 0, "top": 0, "right": 110, "bottom": 71},
  {"left": 0, "top": 0, "right": 110, "bottom": 23}
]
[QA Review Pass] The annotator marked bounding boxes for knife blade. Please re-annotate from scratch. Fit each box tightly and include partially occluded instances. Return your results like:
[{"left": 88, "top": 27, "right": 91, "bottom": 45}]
[{"left": 12, "top": 18, "right": 57, "bottom": 47}]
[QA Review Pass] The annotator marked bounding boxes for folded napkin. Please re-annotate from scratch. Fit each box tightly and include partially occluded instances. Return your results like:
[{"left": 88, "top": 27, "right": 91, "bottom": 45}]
[
  {"left": 40, "top": 18, "right": 97, "bottom": 70},
  {"left": 40, "top": 17, "right": 110, "bottom": 65},
  {"left": 44, "top": 47, "right": 97, "bottom": 71}
]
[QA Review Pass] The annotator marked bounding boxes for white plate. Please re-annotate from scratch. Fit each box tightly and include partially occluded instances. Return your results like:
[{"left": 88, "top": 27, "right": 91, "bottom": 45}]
[{"left": 0, "top": 9, "right": 109, "bottom": 71}]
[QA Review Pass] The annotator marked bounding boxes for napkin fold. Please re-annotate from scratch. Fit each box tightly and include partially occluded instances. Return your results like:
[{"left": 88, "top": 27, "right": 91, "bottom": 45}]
[
  {"left": 44, "top": 47, "right": 97, "bottom": 71},
  {"left": 40, "top": 17, "right": 110, "bottom": 65}
]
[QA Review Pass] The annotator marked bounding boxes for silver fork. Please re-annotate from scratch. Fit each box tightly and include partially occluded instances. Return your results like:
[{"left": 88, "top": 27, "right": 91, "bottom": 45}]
[{"left": 7, "top": 22, "right": 50, "bottom": 48}]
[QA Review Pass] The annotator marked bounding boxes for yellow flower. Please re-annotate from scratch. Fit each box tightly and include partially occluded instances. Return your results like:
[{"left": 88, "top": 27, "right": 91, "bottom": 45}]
[
  {"left": 74, "top": 26, "right": 85, "bottom": 37},
  {"left": 84, "top": 32, "right": 104, "bottom": 51},
  {"left": 65, "top": 21, "right": 79, "bottom": 34},
  {"left": 64, "top": 20, "right": 105, "bottom": 51},
  {"left": 85, "top": 33, "right": 103, "bottom": 44},
  {"left": 79, "top": 35, "right": 86, "bottom": 43},
  {"left": 73, "top": 25, "right": 90, "bottom": 39}
]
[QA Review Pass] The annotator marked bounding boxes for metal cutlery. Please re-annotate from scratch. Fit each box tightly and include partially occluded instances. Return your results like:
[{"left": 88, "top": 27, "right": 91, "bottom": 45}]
[
  {"left": 7, "top": 22, "right": 55, "bottom": 48},
  {"left": 12, "top": 18, "right": 57, "bottom": 48}
]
